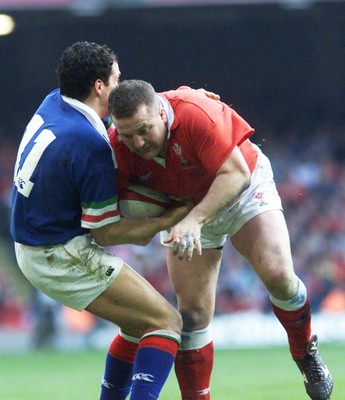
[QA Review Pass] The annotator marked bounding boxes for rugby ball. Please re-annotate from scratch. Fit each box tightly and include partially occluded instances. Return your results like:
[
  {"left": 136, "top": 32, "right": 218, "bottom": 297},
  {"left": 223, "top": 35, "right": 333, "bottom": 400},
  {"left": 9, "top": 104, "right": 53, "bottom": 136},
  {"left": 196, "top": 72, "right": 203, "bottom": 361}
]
[{"left": 119, "top": 185, "right": 171, "bottom": 218}]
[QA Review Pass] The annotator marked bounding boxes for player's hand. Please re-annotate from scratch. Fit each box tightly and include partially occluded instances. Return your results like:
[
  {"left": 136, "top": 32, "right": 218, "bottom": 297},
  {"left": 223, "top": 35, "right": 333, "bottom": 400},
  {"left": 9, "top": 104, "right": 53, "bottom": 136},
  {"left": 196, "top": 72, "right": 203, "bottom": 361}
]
[
  {"left": 196, "top": 88, "right": 220, "bottom": 101},
  {"left": 164, "top": 220, "right": 202, "bottom": 262}
]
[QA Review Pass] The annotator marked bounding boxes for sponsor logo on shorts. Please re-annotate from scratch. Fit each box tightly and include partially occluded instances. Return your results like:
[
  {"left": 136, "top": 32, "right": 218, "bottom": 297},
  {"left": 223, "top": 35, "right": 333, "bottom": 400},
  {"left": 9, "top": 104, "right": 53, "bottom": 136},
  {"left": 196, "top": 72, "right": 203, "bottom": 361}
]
[
  {"left": 255, "top": 191, "right": 268, "bottom": 206},
  {"left": 105, "top": 266, "right": 114, "bottom": 276}
]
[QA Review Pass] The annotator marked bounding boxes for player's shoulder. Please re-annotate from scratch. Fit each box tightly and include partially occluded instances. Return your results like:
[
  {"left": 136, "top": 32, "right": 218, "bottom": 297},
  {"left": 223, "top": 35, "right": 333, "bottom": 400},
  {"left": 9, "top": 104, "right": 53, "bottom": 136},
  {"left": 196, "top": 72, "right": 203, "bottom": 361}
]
[
  {"left": 164, "top": 89, "right": 225, "bottom": 132},
  {"left": 161, "top": 86, "right": 202, "bottom": 103},
  {"left": 162, "top": 87, "right": 223, "bottom": 117}
]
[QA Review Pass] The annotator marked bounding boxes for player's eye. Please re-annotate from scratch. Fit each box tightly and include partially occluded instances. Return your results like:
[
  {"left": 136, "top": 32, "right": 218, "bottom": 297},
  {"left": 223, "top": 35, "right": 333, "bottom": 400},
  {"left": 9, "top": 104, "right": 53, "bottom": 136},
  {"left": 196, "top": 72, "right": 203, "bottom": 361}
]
[
  {"left": 139, "top": 126, "right": 150, "bottom": 135},
  {"left": 119, "top": 133, "right": 132, "bottom": 140}
]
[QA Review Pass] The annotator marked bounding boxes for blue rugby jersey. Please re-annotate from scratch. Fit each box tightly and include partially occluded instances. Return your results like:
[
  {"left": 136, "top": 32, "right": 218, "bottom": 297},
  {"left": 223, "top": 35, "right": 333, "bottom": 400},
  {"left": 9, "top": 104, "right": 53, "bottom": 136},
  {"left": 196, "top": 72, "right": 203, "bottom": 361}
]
[{"left": 11, "top": 89, "right": 120, "bottom": 246}]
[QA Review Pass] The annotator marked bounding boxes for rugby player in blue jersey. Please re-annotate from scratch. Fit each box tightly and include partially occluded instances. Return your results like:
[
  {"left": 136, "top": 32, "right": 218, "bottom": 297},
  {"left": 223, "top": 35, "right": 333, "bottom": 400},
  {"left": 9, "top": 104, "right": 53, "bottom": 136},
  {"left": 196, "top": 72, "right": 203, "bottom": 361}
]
[{"left": 11, "top": 41, "right": 191, "bottom": 400}]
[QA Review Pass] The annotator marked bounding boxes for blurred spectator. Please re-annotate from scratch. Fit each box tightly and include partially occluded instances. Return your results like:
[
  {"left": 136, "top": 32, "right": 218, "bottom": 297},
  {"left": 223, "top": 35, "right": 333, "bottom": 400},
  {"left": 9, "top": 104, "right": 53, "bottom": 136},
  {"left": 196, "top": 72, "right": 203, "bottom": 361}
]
[
  {"left": 320, "top": 287, "right": 345, "bottom": 313},
  {"left": 30, "top": 289, "right": 60, "bottom": 349},
  {"left": 0, "top": 271, "right": 26, "bottom": 329}
]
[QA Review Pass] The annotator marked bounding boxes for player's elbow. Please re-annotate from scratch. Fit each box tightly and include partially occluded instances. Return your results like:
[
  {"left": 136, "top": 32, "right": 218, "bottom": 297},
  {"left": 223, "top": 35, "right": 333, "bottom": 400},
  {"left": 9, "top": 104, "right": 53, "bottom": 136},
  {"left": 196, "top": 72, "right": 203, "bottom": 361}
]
[
  {"left": 91, "top": 223, "right": 123, "bottom": 246},
  {"left": 91, "top": 229, "right": 111, "bottom": 246}
]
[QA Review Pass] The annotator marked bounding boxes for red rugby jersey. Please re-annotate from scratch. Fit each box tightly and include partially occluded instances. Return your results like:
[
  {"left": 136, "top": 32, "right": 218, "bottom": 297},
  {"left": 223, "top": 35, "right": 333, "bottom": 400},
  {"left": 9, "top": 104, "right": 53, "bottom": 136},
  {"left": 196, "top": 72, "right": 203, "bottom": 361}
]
[{"left": 109, "top": 87, "right": 258, "bottom": 205}]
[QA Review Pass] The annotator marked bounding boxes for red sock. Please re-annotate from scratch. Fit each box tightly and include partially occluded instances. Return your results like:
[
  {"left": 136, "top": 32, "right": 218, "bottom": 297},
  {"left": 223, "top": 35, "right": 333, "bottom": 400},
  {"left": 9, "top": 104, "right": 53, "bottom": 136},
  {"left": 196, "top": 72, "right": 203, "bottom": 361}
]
[
  {"left": 139, "top": 334, "right": 179, "bottom": 356},
  {"left": 174, "top": 342, "right": 214, "bottom": 400},
  {"left": 272, "top": 297, "right": 312, "bottom": 359},
  {"left": 109, "top": 333, "right": 138, "bottom": 363}
]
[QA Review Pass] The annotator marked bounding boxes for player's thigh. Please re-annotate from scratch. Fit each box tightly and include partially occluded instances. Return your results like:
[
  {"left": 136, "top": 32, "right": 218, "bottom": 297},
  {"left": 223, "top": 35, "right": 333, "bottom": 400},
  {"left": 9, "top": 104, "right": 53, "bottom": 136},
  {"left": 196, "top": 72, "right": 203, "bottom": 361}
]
[
  {"left": 86, "top": 263, "right": 181, "bottom": 338},
  {"left": 230, "top": 210, "right": 296, "bottom": 294},
  {"left": 167, "top": 248, "right": 222, "bottom": 324},
  {"left": 167, "top": 248, "right": 222, "bottom": 297}
]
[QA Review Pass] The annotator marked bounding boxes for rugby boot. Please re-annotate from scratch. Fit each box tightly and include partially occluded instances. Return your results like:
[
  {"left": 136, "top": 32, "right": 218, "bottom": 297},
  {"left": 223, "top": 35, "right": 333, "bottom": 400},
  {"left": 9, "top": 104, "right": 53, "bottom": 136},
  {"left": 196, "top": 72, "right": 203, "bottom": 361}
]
[{"left": 294, "top": 335, "right": 333, "bottom": 400}]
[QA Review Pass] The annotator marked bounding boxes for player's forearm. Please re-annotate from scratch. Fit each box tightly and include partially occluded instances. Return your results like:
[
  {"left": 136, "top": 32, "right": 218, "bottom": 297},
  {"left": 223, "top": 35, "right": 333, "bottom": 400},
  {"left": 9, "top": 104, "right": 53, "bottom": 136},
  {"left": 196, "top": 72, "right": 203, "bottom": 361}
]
[
  {"left": 91, "top": 217, "right": 168, "bottom": 246},
  {"left": 91, "top": 200, "right": 192, "bottom": 246},
  {"left": 187, "top": 169, "right": 250, "bottom": 226},
  {"left": 189, "top": 145, "right": 251, "bottom": 226}
]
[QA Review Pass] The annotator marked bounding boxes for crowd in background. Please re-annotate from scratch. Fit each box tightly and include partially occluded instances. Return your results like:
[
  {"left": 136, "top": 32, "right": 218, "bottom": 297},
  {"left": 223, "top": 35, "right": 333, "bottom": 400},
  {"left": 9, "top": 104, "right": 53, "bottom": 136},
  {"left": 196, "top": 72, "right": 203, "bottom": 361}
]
[{"left": 0, "top": 115, "right": 344, "bottom": 342}]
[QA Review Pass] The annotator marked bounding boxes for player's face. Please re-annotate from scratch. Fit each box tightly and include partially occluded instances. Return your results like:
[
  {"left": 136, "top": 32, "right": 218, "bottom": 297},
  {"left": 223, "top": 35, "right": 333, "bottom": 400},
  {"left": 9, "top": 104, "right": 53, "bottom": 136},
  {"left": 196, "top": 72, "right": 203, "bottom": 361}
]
[
  {"left": 99, "top": 62, "right": 121, "bottom": 118},
  {"left": 114, "top": 104, "right": 168, "bottom": 160},
  {"left": 108, "top": 62, "right": 121, "bottom": 92}
]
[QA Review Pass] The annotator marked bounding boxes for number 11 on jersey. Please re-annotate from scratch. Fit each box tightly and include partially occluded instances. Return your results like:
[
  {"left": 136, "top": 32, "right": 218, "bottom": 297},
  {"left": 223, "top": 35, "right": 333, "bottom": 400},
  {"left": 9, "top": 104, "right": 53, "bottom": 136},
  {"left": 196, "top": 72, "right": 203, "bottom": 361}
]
[{"left": 14, "top": 114, "right": 56, "bottom": 198}]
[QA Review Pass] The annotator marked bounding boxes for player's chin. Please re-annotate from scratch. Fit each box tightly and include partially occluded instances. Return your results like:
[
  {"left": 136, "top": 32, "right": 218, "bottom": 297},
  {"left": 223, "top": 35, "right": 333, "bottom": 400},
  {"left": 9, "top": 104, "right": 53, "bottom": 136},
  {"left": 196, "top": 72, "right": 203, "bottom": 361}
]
[{"left": 136, "top": 149, "right": 157, "bottom": 160}]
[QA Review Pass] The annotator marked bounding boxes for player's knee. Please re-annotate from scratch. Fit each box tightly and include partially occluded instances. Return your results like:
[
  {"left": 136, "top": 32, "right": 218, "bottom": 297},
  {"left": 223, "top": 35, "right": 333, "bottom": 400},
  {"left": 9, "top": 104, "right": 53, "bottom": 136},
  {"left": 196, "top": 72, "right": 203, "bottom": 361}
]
[
  {"left": 155, "top": 306, "right": 183, "bottom": 334},
  {"left": 171, "top": 308, "right": 183, "bottom": 334},
  {"left": 266, "top": 271, "right": 299, "bottom": 299},
  {"left": 270, "top": 277, "right": 307, "bottom": 311},
  {"left": 179, "top": 306, "right": 211, "bottom": 330}
]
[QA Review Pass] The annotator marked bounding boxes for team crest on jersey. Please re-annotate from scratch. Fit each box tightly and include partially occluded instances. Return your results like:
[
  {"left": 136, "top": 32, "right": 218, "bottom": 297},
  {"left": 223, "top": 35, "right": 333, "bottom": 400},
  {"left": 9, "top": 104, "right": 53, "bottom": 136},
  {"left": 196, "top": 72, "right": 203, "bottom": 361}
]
[
  {"left": 172, "top": 143, "right": 192, "bottom": 167},
  {"left": 137, "top": 172, "right": 152, "bottom": 183}
]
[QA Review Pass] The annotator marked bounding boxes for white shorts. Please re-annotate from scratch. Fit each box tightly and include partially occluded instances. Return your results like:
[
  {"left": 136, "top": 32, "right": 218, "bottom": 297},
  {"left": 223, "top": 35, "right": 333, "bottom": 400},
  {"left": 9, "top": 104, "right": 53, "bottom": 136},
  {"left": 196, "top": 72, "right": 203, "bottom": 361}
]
[
  {"left": 160, "top": 147, "right": 283, "bottom": 249},
  {"left": 14, "top": 234, "right": 124, "bottom": 311}
]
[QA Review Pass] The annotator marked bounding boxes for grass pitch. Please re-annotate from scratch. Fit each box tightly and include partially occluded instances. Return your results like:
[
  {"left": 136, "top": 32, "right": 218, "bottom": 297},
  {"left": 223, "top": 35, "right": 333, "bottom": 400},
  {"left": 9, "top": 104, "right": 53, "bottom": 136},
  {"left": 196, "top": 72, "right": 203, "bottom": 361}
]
[{"left": 1, "top": 343, "right": 344, "bottom": 399}]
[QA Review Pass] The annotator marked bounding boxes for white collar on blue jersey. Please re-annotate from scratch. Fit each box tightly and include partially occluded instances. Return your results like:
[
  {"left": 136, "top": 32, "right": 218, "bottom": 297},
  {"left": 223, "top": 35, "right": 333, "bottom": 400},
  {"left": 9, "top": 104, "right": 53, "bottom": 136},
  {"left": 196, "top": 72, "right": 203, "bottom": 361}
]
[
  {"left": 61, "top": 95, "right": 109, "bottom": 142},
  {"left": 61, "top": 95, "right": 117, "bottom": 167}
]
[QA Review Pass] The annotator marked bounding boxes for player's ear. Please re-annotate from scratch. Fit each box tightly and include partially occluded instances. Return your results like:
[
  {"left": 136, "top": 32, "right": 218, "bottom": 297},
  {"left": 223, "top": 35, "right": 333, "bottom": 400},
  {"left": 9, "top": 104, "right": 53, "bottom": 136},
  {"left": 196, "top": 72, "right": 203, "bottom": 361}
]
[
  {"left": 160, "top": 107, "right": 168, "bottom": 123},
  {"left": 94, "top": 79, "right": 103, "bottom": 95}
]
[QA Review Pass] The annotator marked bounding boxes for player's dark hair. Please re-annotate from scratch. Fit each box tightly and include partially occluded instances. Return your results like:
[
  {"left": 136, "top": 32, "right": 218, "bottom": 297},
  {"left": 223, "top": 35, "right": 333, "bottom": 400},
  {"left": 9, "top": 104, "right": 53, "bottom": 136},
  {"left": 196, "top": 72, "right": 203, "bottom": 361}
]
[
  {"left": 57, "top": 41, "right": 117, "bottom": 101},
  {"left": 108, "top": 79, "right": 157, "bottom": 119}
]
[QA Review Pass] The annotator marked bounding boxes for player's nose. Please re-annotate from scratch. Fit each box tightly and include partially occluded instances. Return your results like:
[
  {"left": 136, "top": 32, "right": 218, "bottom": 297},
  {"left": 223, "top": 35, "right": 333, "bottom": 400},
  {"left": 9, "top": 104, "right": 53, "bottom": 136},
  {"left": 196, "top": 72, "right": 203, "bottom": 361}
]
[{"left": 132, "top": 134, "right": 145, "bottom": 148}]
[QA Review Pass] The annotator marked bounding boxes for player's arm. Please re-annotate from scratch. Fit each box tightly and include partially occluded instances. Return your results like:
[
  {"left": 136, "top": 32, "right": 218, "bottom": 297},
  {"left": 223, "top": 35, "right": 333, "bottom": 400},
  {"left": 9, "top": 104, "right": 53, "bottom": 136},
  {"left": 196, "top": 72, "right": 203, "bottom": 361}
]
[
  {"left": 91, "top": 200, "right": 192, "bottom": 247},
  {"left": 164, "top": 146, "right": 250, "bottom": 259},
  {"left": 187, "top": 146, "right": 250, "bottom": 225}
]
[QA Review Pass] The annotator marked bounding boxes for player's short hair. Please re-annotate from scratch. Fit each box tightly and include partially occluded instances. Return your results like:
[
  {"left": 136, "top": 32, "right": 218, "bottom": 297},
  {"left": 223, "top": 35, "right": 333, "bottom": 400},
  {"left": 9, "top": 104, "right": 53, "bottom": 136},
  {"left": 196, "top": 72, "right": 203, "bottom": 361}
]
[
  {"left": 57, "top": 41, "right": 117, "bottom": 101},
  {"left": 108, "top": 79, "right": 157, "bottom": 119}
]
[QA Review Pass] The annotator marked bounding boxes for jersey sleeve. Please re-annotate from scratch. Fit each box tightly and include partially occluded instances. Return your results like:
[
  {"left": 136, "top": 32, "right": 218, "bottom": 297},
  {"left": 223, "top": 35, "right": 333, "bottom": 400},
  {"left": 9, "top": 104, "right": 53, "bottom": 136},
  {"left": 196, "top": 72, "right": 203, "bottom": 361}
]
[{"left": 77, "top": 135, "right": 121, "bottom": 229}]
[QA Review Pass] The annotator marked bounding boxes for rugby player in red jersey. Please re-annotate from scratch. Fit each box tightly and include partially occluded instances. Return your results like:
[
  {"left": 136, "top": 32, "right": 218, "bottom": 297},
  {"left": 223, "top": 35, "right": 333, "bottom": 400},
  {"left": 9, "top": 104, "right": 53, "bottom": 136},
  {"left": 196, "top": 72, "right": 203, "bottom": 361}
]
[{"left": 108, "top": 79, "right": 333, "bottom": 400}]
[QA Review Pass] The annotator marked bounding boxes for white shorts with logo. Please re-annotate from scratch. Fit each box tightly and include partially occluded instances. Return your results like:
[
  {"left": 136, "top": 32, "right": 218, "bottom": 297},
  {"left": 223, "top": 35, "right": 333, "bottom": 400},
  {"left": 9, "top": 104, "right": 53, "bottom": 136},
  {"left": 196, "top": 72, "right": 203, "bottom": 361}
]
[
  {"left": 160, "top": 147, "right": 283, "bottom": 249},
  {"left": 14, "top": 234, "right": 124, "bottom": 311}
]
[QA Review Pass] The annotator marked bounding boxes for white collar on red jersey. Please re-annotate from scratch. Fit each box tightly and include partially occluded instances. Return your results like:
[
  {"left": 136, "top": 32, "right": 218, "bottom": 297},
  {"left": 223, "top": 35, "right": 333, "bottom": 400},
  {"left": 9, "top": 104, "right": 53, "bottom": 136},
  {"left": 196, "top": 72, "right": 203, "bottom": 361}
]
[{"left": 156, "top": 94, "right": 174, "bottom": 139}]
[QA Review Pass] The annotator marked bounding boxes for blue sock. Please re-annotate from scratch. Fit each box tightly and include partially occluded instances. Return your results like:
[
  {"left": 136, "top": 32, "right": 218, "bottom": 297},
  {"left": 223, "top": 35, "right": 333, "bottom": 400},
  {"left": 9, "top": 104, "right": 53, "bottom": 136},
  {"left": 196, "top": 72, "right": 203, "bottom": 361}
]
[
  {"left": 100, "top": 333, "right": 138, "bottom": 400},
  {"left": 100, "top": 353, "right": 133, "bottom": 400},
  {"left": 129, "top": 334, "right": 179, "bottom": 400}
]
